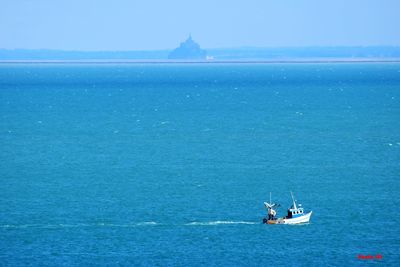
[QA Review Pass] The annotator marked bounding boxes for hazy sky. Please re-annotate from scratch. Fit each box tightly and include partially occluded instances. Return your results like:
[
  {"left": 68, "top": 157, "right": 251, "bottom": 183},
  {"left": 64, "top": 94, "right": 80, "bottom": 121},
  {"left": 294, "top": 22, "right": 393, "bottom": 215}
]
[{"left": 1, "top": 0, "right": 399, "bottom": 50}]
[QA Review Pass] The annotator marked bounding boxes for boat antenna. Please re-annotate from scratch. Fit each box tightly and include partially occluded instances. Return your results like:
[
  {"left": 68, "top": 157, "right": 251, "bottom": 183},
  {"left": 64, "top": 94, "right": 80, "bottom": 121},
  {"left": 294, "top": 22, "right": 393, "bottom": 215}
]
[
  {"left": 290, "top": 191, "right": 297, "bottom": 209},
  {"left": 270, "top": 192, "right": 271, "bottom": 204}
]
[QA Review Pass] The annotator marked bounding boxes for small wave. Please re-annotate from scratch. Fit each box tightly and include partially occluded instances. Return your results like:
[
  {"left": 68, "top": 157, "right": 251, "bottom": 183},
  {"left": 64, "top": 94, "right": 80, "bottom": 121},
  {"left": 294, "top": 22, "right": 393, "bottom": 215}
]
[
  {"left": 0, "top": 222, "right": 159, "bottom": 229},
  {"left": 0, "top": 224, "right": 15, "bottom": 228},
  {"left": 136, "top": 221, "right": 158, "bottom": 226},
  {"left": 288, "top": 222, "right": 311, "bottom": 226},
  {"left": 185, "top": 221, "right": 257, "bottom": 226},
  {"left": 96, "top": 222, "right": 159, "bottom": 227},
  {"left": 0, "top": 224, "right": 42, "bottom": 229}
]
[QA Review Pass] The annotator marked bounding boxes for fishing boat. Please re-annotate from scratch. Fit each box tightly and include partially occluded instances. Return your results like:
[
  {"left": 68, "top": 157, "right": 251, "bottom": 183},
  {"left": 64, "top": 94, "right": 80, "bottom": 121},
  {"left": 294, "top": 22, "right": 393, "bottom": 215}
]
[{"left": 263, "top": 192, "right": 312, "bottom": 225}]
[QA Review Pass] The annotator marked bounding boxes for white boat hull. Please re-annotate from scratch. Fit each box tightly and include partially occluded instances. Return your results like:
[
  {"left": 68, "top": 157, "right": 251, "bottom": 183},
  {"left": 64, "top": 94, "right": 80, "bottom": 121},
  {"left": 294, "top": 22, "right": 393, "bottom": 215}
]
[{"left": 268, "top": 211, "right": 312, "bottom": 225}]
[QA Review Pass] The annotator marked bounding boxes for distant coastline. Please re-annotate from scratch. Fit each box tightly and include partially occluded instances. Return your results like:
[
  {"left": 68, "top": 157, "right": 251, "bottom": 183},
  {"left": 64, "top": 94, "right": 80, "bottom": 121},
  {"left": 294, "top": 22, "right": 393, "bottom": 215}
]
[
  {"left": 1, "top": 59, "right": 400, "bottom": 64},
  {"left": 1, "top": 46, "right": 400, "bottom": 62}
]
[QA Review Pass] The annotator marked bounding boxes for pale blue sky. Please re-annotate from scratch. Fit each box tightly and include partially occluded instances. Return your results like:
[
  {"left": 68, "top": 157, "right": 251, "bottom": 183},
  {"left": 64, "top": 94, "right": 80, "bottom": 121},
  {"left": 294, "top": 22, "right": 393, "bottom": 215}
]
[{"left": 1, "top": 0, "right": 399, "bottom": 50}]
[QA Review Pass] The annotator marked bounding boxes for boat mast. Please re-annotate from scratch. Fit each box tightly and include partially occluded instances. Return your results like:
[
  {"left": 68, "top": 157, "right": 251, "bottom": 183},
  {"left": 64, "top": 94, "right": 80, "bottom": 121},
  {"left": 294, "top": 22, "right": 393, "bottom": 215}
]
[
  {"left": 270, "top": 192, "right": 271, "bottom": 204},
  {"left": 290, "top": 191, "right": 297, "bottom": 209}
]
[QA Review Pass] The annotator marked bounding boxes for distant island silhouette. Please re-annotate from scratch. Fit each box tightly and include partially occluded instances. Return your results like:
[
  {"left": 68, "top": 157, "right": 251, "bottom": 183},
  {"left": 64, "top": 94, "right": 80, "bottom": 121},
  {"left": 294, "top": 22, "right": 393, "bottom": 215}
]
[{"left": 168, "top": 35, "right": 207, "bottom": 60}]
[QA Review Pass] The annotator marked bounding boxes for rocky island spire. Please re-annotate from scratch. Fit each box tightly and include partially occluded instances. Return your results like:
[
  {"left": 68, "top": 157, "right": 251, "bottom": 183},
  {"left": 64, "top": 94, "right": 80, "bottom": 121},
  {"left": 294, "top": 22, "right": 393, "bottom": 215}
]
[{"left": 168, "top": 35, "right": 207, "bottom": 60}]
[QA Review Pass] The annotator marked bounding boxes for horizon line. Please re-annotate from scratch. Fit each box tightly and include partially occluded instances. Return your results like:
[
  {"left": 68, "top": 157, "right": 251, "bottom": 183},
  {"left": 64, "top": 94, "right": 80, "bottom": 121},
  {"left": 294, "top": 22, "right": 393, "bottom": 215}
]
[
  {"left": 1, "top": 45, "right": 400, "bottom": 52},
  {"left": 2, "top": 59, "right": 400, "bottom": 64}
]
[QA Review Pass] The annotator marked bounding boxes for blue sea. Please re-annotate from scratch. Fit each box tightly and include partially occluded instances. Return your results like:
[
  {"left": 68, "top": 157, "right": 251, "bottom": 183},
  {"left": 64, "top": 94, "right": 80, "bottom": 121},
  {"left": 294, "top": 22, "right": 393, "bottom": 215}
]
[{"left": 0, "top": 63, "right": 399, "bottom": 266}]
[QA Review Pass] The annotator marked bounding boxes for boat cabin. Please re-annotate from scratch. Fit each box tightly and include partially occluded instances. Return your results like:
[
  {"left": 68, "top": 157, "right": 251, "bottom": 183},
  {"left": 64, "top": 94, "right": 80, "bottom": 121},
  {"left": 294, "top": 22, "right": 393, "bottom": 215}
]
[{"left": 287, "top": 206, "right": 305, "bottom": 219}]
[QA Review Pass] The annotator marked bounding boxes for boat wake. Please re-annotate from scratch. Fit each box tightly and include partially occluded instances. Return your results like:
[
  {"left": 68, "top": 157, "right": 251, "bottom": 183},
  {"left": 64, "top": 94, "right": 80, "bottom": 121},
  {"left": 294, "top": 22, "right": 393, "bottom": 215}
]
[
  {"left": 135, "top": 221, "right": 158, "bottom": 226},
  {"left": 1, "top": 220, "right": 259, "bottom": 229},
  {"left": 185, "top": 221, "right": 257, "bottom": 226}
]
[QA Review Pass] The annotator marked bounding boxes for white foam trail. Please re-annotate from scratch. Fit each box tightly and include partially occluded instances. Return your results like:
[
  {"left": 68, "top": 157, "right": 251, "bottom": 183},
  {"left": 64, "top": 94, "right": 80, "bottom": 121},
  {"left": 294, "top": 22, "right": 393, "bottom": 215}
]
[
  {"left": 96, "top": 222, "right": 158, "bottom": 227},
  {"left": 2, "top": 221, "right": 259, "bottom": 228},
  {"left": 136, "top": 222, "right": 158, "bottom": 226},
  {"left": 185, "top": 221, "right": 257, "bottom": 226}
]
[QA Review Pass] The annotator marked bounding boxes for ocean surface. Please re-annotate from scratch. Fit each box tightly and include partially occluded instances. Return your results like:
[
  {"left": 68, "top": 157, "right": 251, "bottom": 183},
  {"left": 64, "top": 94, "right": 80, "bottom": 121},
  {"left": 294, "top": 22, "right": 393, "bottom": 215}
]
[{"left": 0, "top": 63, "right": 399, "bottom": 266}]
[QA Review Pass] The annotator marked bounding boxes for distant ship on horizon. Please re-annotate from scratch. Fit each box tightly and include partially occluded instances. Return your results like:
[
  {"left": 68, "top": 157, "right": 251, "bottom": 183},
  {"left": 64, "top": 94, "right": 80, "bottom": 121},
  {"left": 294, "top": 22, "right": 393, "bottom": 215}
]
[{"left": 168, "top": 35, "right": 207, "bottom": 60}]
